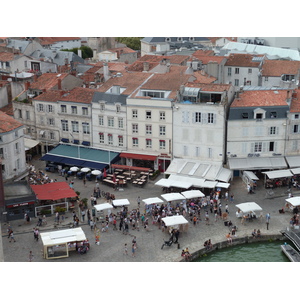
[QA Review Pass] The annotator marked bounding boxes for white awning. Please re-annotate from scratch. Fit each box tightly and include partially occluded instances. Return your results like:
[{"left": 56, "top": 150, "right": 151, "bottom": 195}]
[
  {"left": 112, "top": 199, "right": 130, "bottom": 206},
  {"left": 142, "top": 197, "right": 164, "bottom": 205},
  {"left": 243, "top": 171, "right": 259, "bottom": 180},
  {"left": 215, "top": 167, "right": 232, "bottom": 182},
  {"left": 263, "top": 169, "right": 293, "bottom": 179},
  {"left": 155, "top": 178, "right": 192, "bottom": 189},
  {"left": 228, "top": 157, "right": 287, "bottom": 170},
  {"left": 181, "top": 190, "right": 205, "bottom": 199},
  {"left": 201, "top": 181, "right": 217, "bottom": 188},
  {"left": 161, "top": 193, "right": 186, "bottom": 202},
  {"left": 285, "top": 197, "right": 300, "bottom": 207},
  {"left": 40, "top": 227, "right": 86, "bottom": 247},
  {"left": 161, "top": 215, "right": 188, "bottom": 227},
  {"left": 24, "top": 138, "right": 40, "bottom": 151},
  {"left": 235, "top": 202, "right": 262, "bottom": 214},
  {"left": 155, "top": 178, "right": 172, "bottom": 187},
  {"left": 216, "top": 182, "right": 230, "bottom": 189},
  {"left": 168, "top": 174, "right": 206, "bottom": 188},
  {"left": 285, "top": 156, "right": 300, "bottom": 168},
  {"left": 94, "top": 203, "right": 113, "bottom": 211},
  {"left": 290, "top": 168, "right": 300, "bottom": 175}
]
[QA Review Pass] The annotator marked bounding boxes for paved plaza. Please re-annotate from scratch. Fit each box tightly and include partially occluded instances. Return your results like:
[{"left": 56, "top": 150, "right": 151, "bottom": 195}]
[{"left": 0, "top": 156, "right": 297, "bottom": 262}]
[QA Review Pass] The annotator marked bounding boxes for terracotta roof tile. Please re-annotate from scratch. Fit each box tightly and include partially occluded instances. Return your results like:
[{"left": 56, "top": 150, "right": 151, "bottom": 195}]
[
  {"left": 225, "top": 53, "right": 263, "bottom": 67},
  {"left": 0, "top": 110, "right": 23, "bottom": 133},
  {"left": 231, "top": 90, "right": 290, "bottom": 108},
  {"left": 190, "top": 55, "right": 226, "bottom": 64},
  {"left": 33, "top": 90, "right": 66, "bottom": 102},
  {"left": 97, "top": 72, "right": 153, "bottom": 95},
  {"left": 29, "top": 73, "right": 69, "bottom": 90},
  {"left": 185, "top": 82, "right": 232, "bottom": 92},
  {"left": 59, "top": 87, "right": 95, "bottom": 104},
  {"left": 290, "top": 89, "right": 300, "bottom": 113},
  {"left": 0, "top": 52, "right": 14, "bottom": 61},
  {"left": 261, "top": 59, "right": 300, "bottom": 77}
]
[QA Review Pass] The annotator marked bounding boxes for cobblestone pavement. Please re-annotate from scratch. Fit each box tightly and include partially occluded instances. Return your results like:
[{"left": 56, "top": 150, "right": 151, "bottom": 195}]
[{"left": 1, "top": 156, "right": 297, "bottom": 262}]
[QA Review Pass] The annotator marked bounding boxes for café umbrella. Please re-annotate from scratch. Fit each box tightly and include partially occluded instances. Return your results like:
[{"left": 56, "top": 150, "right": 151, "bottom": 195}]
[
  {"left": 81, "top": 167, "right": 91, "bottom": 173},
  {"left": 91, "top": 170, "right": 102, "bottom": 176},
  {"left": 70, "top": 166, "right": 79, "bottom": 172}
]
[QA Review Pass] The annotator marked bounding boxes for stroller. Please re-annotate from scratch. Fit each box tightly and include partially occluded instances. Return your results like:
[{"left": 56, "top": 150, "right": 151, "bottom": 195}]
[{"left": 161, "top": 237, "right": 173, "bottom": 249}]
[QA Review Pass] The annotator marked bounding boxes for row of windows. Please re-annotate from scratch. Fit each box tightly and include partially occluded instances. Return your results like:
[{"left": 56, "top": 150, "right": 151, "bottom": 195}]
[
  {"left": 61, "top": 120, "right": 90, "bottom": 134},
  {"left": 131, "top": 110, "right": 166, "bottom": 120},
  {"left": 182, "top": 112, "right": 216, "bottom": 124},
  {"left": 227, "top": 67, "right": 252, "bottom": 76},
  {"left": 99, "top": 116, "right": 123, "bottom": 128},
  {"left": 131, "top": 138, "right": 166, "bottom": 149},
  {"left": 241, "top": 126, "right": 280, "bottom": 136},
  {"left": 131, "top": 124, "right": 166, "bottom": 135}
]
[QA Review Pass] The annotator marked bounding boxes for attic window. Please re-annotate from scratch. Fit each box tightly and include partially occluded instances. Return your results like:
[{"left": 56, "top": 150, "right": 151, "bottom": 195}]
[
  {"left": 242, "top": 113, "right": 249, "bottom": 119},
  {"left": 270, "top": 111, "right": 277, "bottom": 118}
]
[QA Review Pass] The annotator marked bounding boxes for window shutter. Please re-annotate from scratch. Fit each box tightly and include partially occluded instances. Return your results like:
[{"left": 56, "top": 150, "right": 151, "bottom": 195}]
[
  {"left": 262, "top": 142, "right": 267, "bottom": 153},
  {"left": 202, "top": 113, "right": 208, "bottom": 124},
  {"left": 192, "top": 112, "right": 195, "bottom": 123},
  {"left": 250, "top": 143, "right": 255, "bottom": 153}
]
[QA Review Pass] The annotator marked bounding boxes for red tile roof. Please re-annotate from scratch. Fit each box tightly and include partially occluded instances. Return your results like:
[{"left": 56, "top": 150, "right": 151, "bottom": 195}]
[
  {"left": 290, "top": 89, "right": 300, "bottom": 113},
  {"left": 59, "top": 87, "right": 95, "bottom": 104},
  {"left": 261, "top": 59, "right": 300, "bottom": 77},
  {"left": 37, "top": 37, "right": 80, "bottom": 46},
  {"left": 231, "top": 90, "right": 290, "bottom": 107},
  {"left": 225, "top": 53, "right": 264, "bottom": 67},
  {"left": 190, "top": 55, "right": 226, "bottom": 65},
  {"left": 185, "top": 82, "right": 232, "bottom": 92},
  {"left": 0, "top": 52, "right": 14, "bottom": 61},
  {"left": 33, "top": 90, "right": 66, "bottom": 102},
  {"left": 29, "top": 73, "right": 69, "bottom": 90},
  {"left": 97, "top": 72, "right": 153, "bottom": 95},
  {"left": 0, "top": 110, "right": 23, "bottom": 133}
]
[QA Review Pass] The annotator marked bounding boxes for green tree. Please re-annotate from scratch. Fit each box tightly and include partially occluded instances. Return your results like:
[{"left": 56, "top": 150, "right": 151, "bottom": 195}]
[
  {"left": 115, "top": 37, "right": 143, "bottom": 50},
  {"left": 61, "top": 46, "right": 93, "bottom": 59}
]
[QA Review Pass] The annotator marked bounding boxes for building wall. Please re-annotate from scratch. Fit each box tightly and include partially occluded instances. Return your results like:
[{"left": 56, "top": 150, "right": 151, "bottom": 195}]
[
  {"left": 0, "top": 126, "right": 26, "bottom": 181},
  {"left": 172, "top": 103, "right": 226, "bottom": 163},
  {"left": 91, "top": 101, "right": 127, "bottom": 151}
]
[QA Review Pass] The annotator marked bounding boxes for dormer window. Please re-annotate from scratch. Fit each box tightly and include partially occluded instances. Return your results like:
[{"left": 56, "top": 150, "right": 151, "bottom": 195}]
[
  {"left": 270, "top": 111, "right": 277, "bottom": 118},
  {"left": 254, "top": 108, "right": 266, "bottom": 121},
  {"left": 242, "top": 113, "right": 249, "bottom": 119}
]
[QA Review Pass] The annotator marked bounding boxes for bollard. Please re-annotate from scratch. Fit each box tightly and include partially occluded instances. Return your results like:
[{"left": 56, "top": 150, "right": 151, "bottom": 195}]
[{"left": 177, "top": 243, "right": 180, "bottom": 249}]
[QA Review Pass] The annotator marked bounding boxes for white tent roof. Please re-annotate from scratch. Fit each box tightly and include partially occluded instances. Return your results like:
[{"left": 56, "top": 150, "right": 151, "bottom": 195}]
[
  {"left": 285, "top": 197, "right": 300, "bottom": 207},
  {"left": 155, "top": 178, "right": 192, "bottom": 189},
  {"left": 112, "top": 199, "right": 130, "bottom": 206},
  {"left": 286, "top": 156, "right": 300, "bottom": 168},
  {"left": 24, "top": 138, "right": 40, "bottom": 151},
  {"left": 161, "top": 193, "right": 186, "bottom": 202},
  {"left": 291, "top": 168, "right": 300, "bottom": 175},
  {"left": 155, "top": 178, "right": 172, "bottom": 187},
  {"left": 94, "top": 203, "right": 113, "bottom": 211},
  {"left": 40, "top": 227, "right": 86, "bottom": 247},
  {"left": 216, "top": 182, "right": 230, "bottom": 189},
  {"left": 243, "top": 171, "right": 259, "bottom": 180},
  {"left": 161, "top": 215, "right": 188, "bottom": 227},
  {"left": 142, "top": 197, "right": 164, "bottom": 205},
  {"left": 181, "top": 190, "right": 205, "bottom": 199},
  {"left": 263, "top": 169, "right": 293, "bottom": 179},
  {"left": 235, "top": 202, "right": 262, "bottom": 214}
]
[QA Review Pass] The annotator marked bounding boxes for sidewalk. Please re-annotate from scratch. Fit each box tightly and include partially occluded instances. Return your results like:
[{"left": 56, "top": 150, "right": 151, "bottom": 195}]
[{"left": 1, "top": 157, "right": 297, "bottom": 262}]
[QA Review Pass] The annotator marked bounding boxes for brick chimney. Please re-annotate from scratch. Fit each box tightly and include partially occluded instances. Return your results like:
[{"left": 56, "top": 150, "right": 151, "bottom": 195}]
[
  {"left": 57, "top": 78, "right": 62, "bottom": 90},
  {"left": 24, "top": 81, "right": 31, "bottom": 90}
]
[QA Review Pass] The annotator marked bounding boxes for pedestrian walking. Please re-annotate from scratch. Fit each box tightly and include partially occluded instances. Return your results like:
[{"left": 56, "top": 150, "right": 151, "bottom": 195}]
[
  {"left": 225, "top": 204, "right": 229, "bottom": 214},
  {"left": 132, "top": 242, "right": 136, "bottom": 257},
  {"left": 33, "top": 228, "right": 39, "bottom": 241},
  {"left": 9, "top": 231, "right": 16, "bottom": 242},
  {"left": 81, "top": 209, "right": 86, "bottom": 222},
  {"left": 205, "top": 211, "right": 210, "bottom": 225},
  {"left": 83, "top": 177, "right": 86, "bottom": 187},
  {"left": 124, "top": 243, "right": 128, "bottom": 255},
  {"left": 137, "top": 196, "right": 141, "bottom": 208},
  {"left": 225, "top": 191, "right": 229, "bottom": 202},
  {"left": 90, "top": 219, "right": 94, "bottom": 230},
  {"left": 230, "top": 194, "right": 234, "bottom": 203},
  {"left": 29, "top": 251, "right": 34, "bottom": 262},
  {"left": 266, "top": 213, "right": 271, "bottom": 230}
]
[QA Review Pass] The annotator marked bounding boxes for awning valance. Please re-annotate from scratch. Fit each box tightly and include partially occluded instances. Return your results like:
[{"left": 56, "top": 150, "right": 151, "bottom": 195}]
[
  {"left": 262, "top": 169, "right": 293, "bottom": 179},
  {"left": 111, "top": 164, "right": 151, "bottom": 172},
  {"left": 285, "top": 156, "right": 300, "bottom": 168},
  {"left": 24, "top": 138, "right": 40, "bottom": 151},
  {"left": 120, "top": 152, "right": 157, "bottom": 161},
  {"left": 228, "top": 156, "right": 287, "bottom": 170}
]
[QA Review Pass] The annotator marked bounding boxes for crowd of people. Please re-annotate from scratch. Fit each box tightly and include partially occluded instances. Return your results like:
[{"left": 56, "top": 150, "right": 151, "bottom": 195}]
[{"left": 28, "top": 165, "right": 57, "bottom": 185}]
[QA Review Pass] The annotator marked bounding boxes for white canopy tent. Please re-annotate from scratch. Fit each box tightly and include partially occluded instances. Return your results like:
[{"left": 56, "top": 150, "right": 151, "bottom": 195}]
[
  {"left": 285, "top": 197, "right": 300, "bottom": 207},
  {"left": 181, "top": 190, "right": 205, "bottom": 199},
  {"left": 94, "top": 203, "right": 113, "bottom": 211},
  {"left": 161, "top": 193, "right": 186, "bottom": 202},
  {"left": 263, "top": 169, "right": 293, "bottom": 179},
  {"left": 142, "top": 197, "right": 164, "bottom": 205},
  {"left": 161, "top": 215, "right": 188, "bottom": 227},
  {"left": 112, "top": 199, "right": 130, "bottom": 206},
  {"left": 235, "top": 202, "right": 263, "bottom": 214},
  {"left": 291, "top": 168, "right": 300, "bottom": 175},
  {"left": 155, "top": 178, "right": 172, "bottom": 188}
]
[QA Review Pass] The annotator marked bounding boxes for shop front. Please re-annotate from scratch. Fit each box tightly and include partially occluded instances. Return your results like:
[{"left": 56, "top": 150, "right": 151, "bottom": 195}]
[{"left": 5, "top": 196, "right": 36, "bottom": 221}]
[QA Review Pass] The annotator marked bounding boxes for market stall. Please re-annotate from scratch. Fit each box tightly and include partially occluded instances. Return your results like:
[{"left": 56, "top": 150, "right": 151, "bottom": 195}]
[
  {"left": 161, "top": 193, "right": 186, "bottom": 202},
  {"left": 285, "top": 197, "right": 300, "bottom": 212},
  {"left": 94, "top": 203, "right": 113, "bottom": 220},
  {"left": 181, "top": 190, "right": 205, "bottom": 199},
  {"left": 161, "top": 215, "right": 189, "bottom": 232},
  {"left": 142, "top": 197, "right": 164, "bottom": 205},
  {"left": 112, "top": 199, "right": 130, "bottom": 207},
  {"left": 40, "top": 227, "right": 89, "bottom": 259},
  {"left": 235, "top": 202, "right": 262, "bottom": 219}
]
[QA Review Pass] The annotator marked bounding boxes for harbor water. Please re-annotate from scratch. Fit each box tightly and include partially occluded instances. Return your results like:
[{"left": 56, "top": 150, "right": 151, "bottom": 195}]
[{"left": 195, "top": 240, "right": 291, "bottom": 262}]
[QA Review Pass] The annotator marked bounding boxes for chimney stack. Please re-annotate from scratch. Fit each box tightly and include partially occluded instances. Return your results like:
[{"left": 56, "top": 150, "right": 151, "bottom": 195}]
[{"left": 57, "top": 78, "right": 62, "bottom": 90}]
